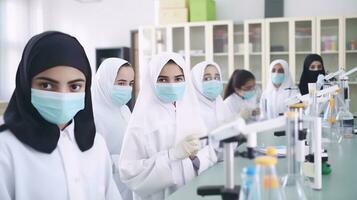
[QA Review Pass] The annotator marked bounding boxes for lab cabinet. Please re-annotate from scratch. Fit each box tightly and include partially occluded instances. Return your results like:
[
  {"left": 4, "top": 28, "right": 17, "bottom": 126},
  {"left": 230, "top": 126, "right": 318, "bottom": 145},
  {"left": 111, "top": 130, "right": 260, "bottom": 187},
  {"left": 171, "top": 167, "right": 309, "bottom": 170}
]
[{"left": 138, "top": 16, "right": 357, "bottom": 112}]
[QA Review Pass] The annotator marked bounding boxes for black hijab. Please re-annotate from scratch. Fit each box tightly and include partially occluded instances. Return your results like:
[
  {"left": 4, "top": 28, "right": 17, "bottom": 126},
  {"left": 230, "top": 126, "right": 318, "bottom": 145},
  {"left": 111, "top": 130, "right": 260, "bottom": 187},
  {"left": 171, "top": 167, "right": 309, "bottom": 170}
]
[
  {"left": 0, "top": 31, "right": 96, "bottom": 153},
  {"left": 298, "top": 54, "right": 326, "bottom": 95}
]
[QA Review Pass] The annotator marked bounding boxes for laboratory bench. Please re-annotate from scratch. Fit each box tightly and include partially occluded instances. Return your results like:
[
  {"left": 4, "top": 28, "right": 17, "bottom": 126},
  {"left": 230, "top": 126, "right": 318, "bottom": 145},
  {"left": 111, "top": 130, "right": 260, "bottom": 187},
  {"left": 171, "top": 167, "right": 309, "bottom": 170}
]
[{"left": 167, "top": 133, "right": 357, "bottom": 200}]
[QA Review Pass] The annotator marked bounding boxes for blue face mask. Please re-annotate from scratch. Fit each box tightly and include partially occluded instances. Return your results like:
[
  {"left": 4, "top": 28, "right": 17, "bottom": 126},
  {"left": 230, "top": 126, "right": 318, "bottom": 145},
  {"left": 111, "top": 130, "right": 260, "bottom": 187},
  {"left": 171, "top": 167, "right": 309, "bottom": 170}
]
[
  {"left": 202, "top": 80, "right": 223, "bottom": 101},
  {"left": 155, "top": 82, "right": 186, "bottom": 103},
  {"left": 271, "top": 73, "right": 285, "bottom": 85},
  {"left": 242, "top": 89, "right": 256, "bottom": 100},
  {"left": 112, "top": 85, "right": 132, "bottom": 106},
  {"left": 31, "top": 89, "right": 85, "bottom": 125}
]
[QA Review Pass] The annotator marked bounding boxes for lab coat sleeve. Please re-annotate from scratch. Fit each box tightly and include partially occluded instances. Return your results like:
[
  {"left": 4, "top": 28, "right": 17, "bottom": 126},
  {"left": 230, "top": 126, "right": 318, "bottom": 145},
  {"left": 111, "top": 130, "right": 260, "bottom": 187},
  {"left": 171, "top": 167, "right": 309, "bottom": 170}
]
[
  {"left": 118, "top": 127, "right": 177, "bottom": 197},
  {"left": 196, "top": 144, "right": 217, "bottom": 175},
  {"left": 101, "top": 137, "right": 122, "bottom": 200},
  {"left": 106, "top": 177, "right": 123, "bottom": 200},
  {"left": 0, "top": 142, "right": 14, "bottom": 200}
]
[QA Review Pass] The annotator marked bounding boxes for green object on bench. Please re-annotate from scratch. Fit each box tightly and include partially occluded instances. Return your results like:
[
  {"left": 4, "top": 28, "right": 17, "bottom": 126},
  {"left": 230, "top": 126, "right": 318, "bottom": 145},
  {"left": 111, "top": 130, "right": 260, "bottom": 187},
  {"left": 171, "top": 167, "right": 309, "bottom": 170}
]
[
  {"left": 189, "top": 0, "right": 216, "bottom": 22},
  {"left": 322, "top": 162, "right": 332, "bottom": 175}
]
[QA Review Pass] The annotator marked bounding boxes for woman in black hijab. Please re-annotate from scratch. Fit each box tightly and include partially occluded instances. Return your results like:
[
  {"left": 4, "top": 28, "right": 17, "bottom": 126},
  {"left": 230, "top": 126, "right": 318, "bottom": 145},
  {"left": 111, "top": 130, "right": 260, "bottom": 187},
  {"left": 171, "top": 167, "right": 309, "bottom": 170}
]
[
  {"left": 298, "top": 54, "right": 326, "bottom": 95},
  {"left": 0, "top": 31, "right": 121, "bottom": 200}
]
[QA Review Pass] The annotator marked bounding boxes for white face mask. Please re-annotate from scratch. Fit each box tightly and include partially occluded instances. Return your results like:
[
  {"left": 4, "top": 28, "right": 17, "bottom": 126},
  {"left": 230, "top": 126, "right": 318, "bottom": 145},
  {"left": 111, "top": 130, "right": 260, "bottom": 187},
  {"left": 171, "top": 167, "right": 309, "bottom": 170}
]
[
  {"left": 31, "top": 89, "right": 85, "bottom": 125},
  {"left": 111, "top": 85, "right": 132, "bottom": 106},
  {"left": 154, "top": 82, "right": 186, "bottom": 103}
]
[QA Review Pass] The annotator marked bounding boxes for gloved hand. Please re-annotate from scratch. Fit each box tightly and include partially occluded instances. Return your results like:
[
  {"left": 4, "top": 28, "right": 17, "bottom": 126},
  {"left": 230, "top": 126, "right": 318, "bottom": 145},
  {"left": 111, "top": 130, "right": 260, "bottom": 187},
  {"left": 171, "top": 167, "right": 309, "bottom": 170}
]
[
  {"left": 239, "top": 108, "right": 251, "bottom": 120},
  {"left": 316, "top": 74, "right": 325, "bottom": 89},
  {"left": 169, "top": 134, "right": 200, "bottom": 160}
]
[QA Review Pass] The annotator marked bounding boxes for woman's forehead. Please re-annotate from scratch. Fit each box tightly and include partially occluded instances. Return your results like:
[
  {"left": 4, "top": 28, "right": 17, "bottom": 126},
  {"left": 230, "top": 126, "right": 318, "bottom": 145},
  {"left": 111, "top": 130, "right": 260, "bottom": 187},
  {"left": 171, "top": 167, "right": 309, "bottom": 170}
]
[
  {"left": 33, "top": 66, "right": 85, "bottom": 80},
  {"left": 159, "top": 62, "right": 183, "bottom": 75}
]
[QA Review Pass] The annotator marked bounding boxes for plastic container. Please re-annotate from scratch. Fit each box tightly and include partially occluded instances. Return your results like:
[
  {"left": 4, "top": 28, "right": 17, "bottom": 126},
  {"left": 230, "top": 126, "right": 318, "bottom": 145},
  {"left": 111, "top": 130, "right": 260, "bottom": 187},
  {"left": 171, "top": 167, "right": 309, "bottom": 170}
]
[
  {"left": 239, "top": 166, "right": 256, "bottom": 200},
  {"left": 248, "top": 156, "right": 284, "bottom": 200}
]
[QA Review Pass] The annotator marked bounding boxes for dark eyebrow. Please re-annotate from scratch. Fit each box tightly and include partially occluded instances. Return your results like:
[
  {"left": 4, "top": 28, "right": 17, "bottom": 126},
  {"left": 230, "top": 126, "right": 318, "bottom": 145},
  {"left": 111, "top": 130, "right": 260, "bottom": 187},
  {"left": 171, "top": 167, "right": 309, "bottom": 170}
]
[
  {"left": 68, "top": 79, "right": 85, "bottom": 84},
  {"left": 158, "top": 75, "right": 169, "bottom": 79},
  {"left": 116, "top": 79, "right": 128, "bottom": 82},
  {"left": 203, "top": 73, "right": 211, "bottom": 76},
  {"left": 35, "top": 77, "right": 59, "bottom": 84},
  {"left": 175, "top": 75, "right": 184, "bottom": 78}
]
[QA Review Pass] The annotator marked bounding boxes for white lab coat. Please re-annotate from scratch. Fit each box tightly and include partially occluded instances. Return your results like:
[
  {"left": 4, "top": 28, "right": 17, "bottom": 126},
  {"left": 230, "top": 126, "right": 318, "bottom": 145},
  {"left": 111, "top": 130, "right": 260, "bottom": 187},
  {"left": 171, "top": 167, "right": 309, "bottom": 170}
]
[
  {"left": 118, "top": 52, "right": 217, "bottom": 200},
  {"left": 0, "top": 117, "right": 121, "bottom": 200},
  {"left": 191, "top": 61, "right": 232, "bottom": 131},
  {"left": 92, "top": 58, "right": 132, "bottom": 200},
  {"left": 260, "top": 59, "right": 299, "bottom": 119},
  {"left": 224, "top": 89, "right": 261, "bottom": 122}
]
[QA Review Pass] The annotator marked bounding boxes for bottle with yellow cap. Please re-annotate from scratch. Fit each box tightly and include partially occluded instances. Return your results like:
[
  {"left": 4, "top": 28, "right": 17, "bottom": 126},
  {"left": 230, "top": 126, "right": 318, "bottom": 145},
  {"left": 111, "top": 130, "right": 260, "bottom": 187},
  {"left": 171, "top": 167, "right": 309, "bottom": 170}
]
[
  {"left": 282, "top": 106, "right": 308, "bottom": 200},
  {"left": 247, "top": 156, "right": 284, "bottom": 200},
  {"left": 266, "top": 146, "right": 278, "bottom": 157}
]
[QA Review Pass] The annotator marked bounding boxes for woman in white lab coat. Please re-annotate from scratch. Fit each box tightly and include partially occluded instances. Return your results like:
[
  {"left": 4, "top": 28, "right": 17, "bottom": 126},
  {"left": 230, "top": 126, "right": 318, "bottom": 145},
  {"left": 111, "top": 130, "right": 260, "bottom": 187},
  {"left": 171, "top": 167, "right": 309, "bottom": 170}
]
[
  {"left": 92, "top": 58, "right": 134, "bottom": 200},
  {"left": 0, "top": 31, "right": 121, "bottom": 200},
  {"left": 118, "top": 52, "right": 217, "bottom": 200},
  {"left": 260, "top": 59, "right": 299, "bottom": 119},
  {"left": 223, "top": 69, "right": 261, "bottom": 122},
  {"left": 191, "top": 61, "right": 231, "bottom": 131}
]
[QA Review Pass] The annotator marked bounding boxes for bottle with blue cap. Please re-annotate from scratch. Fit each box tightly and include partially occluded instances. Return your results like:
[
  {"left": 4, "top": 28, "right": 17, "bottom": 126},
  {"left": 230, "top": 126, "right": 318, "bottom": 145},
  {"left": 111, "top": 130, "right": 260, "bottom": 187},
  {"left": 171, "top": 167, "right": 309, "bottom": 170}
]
[{"left": 239, "top": 166, "right": 256, "bottom": 200}]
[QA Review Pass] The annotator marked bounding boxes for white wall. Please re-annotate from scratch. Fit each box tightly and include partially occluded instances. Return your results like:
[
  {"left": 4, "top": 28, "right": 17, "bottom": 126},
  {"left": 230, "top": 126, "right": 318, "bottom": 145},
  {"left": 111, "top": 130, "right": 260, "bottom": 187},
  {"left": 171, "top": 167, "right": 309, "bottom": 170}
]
[
  {"left": 42, "top": 0, "right": 357, "bottom": 70},
  {"left": 41, "top": 0, "right": 155, "bottom": 69},
  {"left": 284, "top": 0, "right": 357, "bottom": 17},
  {"left": 215, "top": 0, "right": 357, "bottom": 22},
  {"left": 215, "top": 0, "right": 265, "bottom": 22},
  {"left": 0, "top": 0, "right": 43, "bottom": 100},
  {"left": 1, "top": 0, "right": 356, "bottom": 101}
]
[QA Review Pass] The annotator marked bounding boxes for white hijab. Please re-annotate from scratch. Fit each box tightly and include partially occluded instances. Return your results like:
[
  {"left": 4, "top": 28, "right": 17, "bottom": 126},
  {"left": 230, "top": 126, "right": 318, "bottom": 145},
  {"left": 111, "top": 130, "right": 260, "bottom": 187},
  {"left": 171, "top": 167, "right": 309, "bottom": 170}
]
[
  {"left": 265, "top": 59, "right": 294, "bottom": 93},
  {"left": 91, "top": 58, "right": 131, "bottom": 155},
  {"left": 191, "top": 61, "right": 231, "bottom": 131},
  {"left": 118, "top": 52, "right": 210, "bottom": 200},
  {"left": 127, "top": 52, "right": 207, "bottom": 144},
  {"left": 261, "top": 59, "right": 297, "bottom": 119}
]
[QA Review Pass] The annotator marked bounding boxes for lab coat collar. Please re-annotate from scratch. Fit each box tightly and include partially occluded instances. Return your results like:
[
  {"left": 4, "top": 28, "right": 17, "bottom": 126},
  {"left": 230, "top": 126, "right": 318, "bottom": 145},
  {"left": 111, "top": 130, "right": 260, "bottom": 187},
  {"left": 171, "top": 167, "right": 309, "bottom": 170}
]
[
  {"left": 59, "top": 120, "right": 75, "bottom": 142},
  {"left": 233, "top": 92, "right": 244, "bottom": 100}
]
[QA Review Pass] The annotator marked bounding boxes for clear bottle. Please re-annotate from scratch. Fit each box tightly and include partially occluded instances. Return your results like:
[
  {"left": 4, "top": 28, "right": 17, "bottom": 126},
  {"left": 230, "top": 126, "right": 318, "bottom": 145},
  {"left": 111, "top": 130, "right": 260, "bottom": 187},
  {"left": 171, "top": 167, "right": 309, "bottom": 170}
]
[
  {"left": 336, "top": 99, "right": 354, "bottom": 138},
  {"left": 239, "top": 166, "right": 256, "bottom": 200},
  {"left": 323, "top": 94, "right": 342, "bottom": 143},
  {"left": 282, "top": 108, "right": 308, "bottom": 200},
  {"left": 247, "top": 156, "right": 284, "bottom": 200}
]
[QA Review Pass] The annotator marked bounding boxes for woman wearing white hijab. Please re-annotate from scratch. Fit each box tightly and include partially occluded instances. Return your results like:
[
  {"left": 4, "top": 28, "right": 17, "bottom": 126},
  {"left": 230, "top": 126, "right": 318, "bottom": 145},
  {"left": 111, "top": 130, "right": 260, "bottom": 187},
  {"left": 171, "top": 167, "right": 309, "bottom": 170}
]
[
  {"left": 191, "top": 61, "right": 231, "bottom": 131},
  {"left": 260, "top": 59, "right": 299, "bottom": 119},
  {"left": 118, "top": 52, "right": 217, "bottom": 200},
  {"left": 92, "top": 58, "right": 134, "bottom": 200}
]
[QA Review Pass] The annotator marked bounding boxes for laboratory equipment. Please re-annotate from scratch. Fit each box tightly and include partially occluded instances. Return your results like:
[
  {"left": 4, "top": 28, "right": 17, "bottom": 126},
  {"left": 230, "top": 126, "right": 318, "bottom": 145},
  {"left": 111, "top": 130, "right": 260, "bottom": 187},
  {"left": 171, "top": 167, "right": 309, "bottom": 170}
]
[
  {"left": 319, "top": 67, "right": 357, "bottom": 109},
  {"left": 336, "top": 67, "right": 356, "bottom": 138},
  {"left": 247, "top": 156, "right": 284, "bottom": 200},
  {"left": 197, "top": 117, "right": 285, "bottom": 200},
  {"left": 197, "top": 132, "right": 245, "bottom": 200},
  {"left": 281, "top": 104, "right": 308, "bottom": 200},
  {"left": 197, "top": 104, "right": 324, "bottom": 199},
  {"left": 322, "top": 93, "right": 341, "bottom": 143},
  {"left": 285, "top": 85, "right": 339, "bottom": 107},
  {"left": 239, "top": 166, "right": 256, "bottom": 200},
  {"left": 317, "top": 67, "right": 357, "bottom": 85},
  {"left": 336, "top": 99, "right": 354, "bottom": 138}
]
